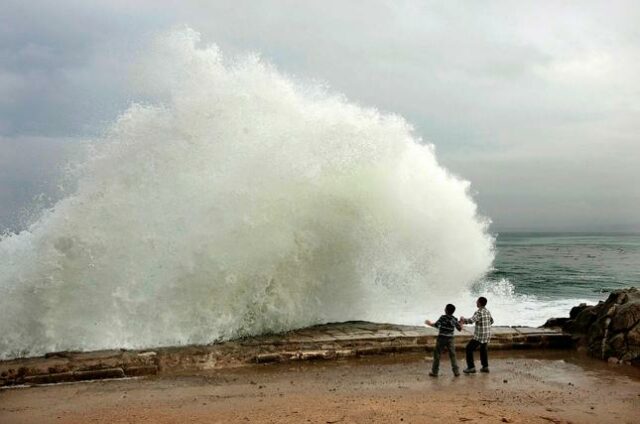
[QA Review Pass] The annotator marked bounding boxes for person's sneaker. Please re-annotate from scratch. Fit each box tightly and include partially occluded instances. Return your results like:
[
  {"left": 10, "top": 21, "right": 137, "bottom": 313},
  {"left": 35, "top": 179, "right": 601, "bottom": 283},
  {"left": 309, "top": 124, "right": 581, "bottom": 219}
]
[
  {"left": 480, "top": 367, "right": 490, "bottom": 373},
  {"left": 463, "top": 367, "right": 476, "bottom": 374},
  {"left": 453, "top": 370, "right": 461, "bottom": 377},
  {"left": 428, "top": 372, "right": 438, "bottom": 377}
]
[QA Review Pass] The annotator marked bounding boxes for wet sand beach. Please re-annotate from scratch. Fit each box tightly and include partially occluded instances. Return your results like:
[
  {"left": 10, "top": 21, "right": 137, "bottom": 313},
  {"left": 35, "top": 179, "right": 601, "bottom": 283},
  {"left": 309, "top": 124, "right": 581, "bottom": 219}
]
[{"left": 2, "top": 350, "right": 639, "bottom": 424}]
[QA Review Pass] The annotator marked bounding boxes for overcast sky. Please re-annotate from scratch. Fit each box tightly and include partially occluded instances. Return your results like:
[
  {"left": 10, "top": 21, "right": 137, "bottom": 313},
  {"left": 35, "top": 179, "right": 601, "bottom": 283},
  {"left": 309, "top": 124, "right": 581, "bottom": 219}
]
[{"left": 1, "top": 0, "right": 639, "bottom": 233}]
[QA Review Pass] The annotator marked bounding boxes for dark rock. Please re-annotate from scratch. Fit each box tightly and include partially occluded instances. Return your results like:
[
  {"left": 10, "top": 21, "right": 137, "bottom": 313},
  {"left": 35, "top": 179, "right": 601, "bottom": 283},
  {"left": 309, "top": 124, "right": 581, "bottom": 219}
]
[
  {"left": 570, "top": 303, "right": 590, "bottom": 319},
  {"left": 560, "top": 287, "right": 640, "bottom": 363},
  {"left": 124, "top": 365, "right": 158, "bottom": 377},
  {"left": 608, "top": 333, "right": 626, "bottom": 353},
  {"left": 611, "top": 303, "right": 640, "bottom": 332},
  {"left": 355, "top": 346, "right": 381, "bottom": 355},
  {"left": 542, "top": 317, "right": 569, "bottom": 328},
  {"left": 73, "top": 367, "right": 125, "bottom": 381},
  {"left": 627, "top": 322, "right": 640, "bottom": 347},
  {"left": 24, "top": 372, "right": 75, "bottom": 385},
  {"left": 44, "top": 351, "right": 74, "bottom": 359},
  {"left": 587, "top": 316, "right": 610, "bottom": 349},
  {"left": 255, "top": 353, "right": 282, "bottom": 363},
  {"left": 566, "top": 305, "right": 598, "bottom": 334}
]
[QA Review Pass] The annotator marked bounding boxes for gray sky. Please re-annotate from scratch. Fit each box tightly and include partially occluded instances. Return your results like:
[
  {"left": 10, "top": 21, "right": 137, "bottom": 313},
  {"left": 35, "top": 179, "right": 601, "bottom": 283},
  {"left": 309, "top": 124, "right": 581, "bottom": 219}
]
[{"left": 1, "top": 0, "right": 639, "bottom": 232}]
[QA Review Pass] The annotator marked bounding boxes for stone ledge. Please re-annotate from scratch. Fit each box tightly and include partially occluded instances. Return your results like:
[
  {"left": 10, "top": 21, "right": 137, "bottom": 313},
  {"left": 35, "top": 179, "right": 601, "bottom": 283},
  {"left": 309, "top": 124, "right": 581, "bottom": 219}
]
[{"left": 0, "top": 321, "right": 572, "bottom": 387}]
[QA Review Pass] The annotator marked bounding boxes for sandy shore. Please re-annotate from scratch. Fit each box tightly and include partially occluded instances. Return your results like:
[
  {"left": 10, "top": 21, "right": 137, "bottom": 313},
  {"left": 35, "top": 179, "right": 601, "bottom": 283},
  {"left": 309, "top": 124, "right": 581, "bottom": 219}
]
[{"left": 2, "top": 350, "right": 639, "bottom": 424}]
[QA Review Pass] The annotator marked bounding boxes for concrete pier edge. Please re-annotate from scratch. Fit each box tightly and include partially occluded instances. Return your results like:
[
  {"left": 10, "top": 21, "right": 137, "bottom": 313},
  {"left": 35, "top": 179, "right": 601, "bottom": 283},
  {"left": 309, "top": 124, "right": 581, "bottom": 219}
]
[{"left": 0, "top": 322, "right": 571, "bottom": 387}]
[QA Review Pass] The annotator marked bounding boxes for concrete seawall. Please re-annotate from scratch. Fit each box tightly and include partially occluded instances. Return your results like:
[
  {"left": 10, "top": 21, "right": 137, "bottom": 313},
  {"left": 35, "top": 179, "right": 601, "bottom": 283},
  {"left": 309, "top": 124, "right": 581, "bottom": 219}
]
[{"left": 0, "top": 321, "right": 571, "bottom": 387}]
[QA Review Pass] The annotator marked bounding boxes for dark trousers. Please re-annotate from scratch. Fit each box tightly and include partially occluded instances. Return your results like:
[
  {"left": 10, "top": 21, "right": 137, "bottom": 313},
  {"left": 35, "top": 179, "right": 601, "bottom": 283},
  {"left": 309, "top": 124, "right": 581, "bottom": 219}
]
[
  {"left": 432, "top": 335, "right": 459, "bottom": 374},
  {"left": 465, "top": 339, "right": 488, "bottom": 369}
]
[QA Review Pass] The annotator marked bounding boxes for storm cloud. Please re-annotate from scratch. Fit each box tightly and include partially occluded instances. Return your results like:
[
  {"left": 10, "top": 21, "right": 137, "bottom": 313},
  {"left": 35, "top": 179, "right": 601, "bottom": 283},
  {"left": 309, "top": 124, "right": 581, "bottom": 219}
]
[{"left": 1, "top": 0, "right": 639, "bottom": 232}]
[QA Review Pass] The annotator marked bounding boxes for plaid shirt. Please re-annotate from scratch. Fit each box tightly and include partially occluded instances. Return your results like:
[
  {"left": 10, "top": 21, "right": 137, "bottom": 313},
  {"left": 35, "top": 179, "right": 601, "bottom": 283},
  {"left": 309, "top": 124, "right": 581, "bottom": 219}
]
[{"left": 462, "top": 307, "right": 494, "bottom": 343}]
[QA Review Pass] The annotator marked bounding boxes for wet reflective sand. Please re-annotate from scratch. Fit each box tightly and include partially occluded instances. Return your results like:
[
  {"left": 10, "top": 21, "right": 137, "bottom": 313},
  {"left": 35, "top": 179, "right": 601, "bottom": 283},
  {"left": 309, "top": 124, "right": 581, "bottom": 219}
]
[{"left": 2, "top": 350, "right": 639, "bottom": 423}]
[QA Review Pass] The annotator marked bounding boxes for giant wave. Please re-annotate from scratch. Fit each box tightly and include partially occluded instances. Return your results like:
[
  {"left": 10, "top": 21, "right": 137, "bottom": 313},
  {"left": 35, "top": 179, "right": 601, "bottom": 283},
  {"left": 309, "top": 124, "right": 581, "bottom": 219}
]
[{"left": 0, "top": 29, "right": 494, "bottom": 359}]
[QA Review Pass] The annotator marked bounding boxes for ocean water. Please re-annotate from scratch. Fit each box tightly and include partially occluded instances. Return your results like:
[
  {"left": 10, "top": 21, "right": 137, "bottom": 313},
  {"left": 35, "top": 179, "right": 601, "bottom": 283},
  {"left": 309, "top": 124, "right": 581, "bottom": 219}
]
[
  {"left": 467, "top": 232, "right": 640, "bottom": 327},
  {"left": 492, "top": 233, "right": 640, "bottom": 299},
  {"left": 388, "top": 233, "right": 640, "bottom": 330},
  {"left": 0, "top": 29, "right": 636, "bottom": 360}
]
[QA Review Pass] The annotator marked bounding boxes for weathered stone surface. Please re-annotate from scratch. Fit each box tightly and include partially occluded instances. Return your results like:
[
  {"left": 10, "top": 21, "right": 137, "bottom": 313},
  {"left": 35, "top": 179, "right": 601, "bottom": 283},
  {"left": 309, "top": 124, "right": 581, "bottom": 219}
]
[
  {"left": 255, "top": 353, "right": 282, "bottom": 363},
  {"left": 542, "top": 317, "right": 570, "bottom": 328},
  {"left": 607, "top": 333, "right": 626, "bottom": 357},
  {"left": 611, "top": 303, "right": 640, "bottom": 332},
  {"left": 587, "top": 316, "right": 610, "bottom": 351},
  {"left": 0, "top": 322, "right": 571, "bottom": 387},
  {"left": 300, "top": 351, "right": 327, "bottom": 360},
  {"left": 627, "top": 322, "right": 640, "bottom": 347},
  {"left": 566, "top": 305, "right": 599, "bottom": 334},
  {"left": 547, "top": 287, "right": 640, "bottom": 364},
  {"left": 74, "top": 368, "right": 125, "bottom": 381},
  {"left": 24, "top": 371, "right": 76, "bottom": 385},
  {"left": 570, "top": 303, "right": 590, "bottom": 319},
  {"left": 124, "top": 365, "right": 159, "bottom": 377},
  {"left": 514, "top": 327, "right": 559, "bottom": 335}
]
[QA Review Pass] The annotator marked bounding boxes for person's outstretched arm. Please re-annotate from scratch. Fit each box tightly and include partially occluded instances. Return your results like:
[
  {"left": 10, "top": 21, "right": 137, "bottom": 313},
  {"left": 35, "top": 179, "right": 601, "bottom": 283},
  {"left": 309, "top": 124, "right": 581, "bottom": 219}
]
[
  {"left": 462, "top": 310, "right": 480, "bottom": 324},
  {"left": 427, "top": 316, "right": 443, "bottom": 328}
]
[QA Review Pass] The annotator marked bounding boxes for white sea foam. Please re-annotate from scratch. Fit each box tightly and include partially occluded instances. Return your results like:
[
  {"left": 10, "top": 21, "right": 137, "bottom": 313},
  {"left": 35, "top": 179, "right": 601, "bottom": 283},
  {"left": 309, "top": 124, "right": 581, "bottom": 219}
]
[
  {"left": 393, "top": 277, "right": 593, "bottom": 328},
  {"left": 0, "top": 29, "right": 494, "bottom": 359},
  {"left": 472, "top": 279, "right": 590, "bottom": 327}
]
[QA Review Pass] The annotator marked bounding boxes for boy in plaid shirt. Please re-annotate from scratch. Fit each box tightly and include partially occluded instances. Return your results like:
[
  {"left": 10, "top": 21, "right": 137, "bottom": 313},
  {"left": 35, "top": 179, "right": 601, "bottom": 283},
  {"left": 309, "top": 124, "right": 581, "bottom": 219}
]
[
  {"left": 460, "top": 296, "right": 494, "bottom": 374},
  {"left": 425, "top": 303, "right": 463, "bottom": 377}
]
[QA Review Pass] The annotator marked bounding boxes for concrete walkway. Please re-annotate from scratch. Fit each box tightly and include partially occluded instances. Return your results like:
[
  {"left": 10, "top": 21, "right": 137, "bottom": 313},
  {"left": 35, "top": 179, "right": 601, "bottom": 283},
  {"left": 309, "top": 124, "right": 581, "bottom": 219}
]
[{"left": 0, "top": 322, "right": 570, "bottom": 387}]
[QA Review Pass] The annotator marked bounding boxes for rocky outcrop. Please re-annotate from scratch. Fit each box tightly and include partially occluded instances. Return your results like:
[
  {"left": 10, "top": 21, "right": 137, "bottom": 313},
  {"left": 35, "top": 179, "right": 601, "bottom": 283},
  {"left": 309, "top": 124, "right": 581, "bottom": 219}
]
[{"left": 543, "top": 287, "right": 640, "bottom": 364}]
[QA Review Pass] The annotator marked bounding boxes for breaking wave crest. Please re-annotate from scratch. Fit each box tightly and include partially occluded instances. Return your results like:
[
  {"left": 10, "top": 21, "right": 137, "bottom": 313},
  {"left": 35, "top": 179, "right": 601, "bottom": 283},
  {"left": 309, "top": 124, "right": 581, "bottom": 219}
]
[{"left": 0, "top": 29, "right": 494, "bottom": 359}]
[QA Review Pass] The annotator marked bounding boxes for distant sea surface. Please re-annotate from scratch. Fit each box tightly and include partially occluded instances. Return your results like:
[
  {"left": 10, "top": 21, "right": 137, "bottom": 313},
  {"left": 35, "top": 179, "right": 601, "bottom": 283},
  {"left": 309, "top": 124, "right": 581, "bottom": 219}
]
[{"left": 476, "top": 233, "right": 640, "bottom": 326}]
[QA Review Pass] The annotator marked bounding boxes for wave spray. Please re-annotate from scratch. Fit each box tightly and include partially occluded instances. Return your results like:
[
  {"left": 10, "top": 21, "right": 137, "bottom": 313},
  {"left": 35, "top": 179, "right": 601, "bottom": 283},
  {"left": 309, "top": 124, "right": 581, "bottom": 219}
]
[{"left": 0, "top": 29, "right": 494, "bottom": 359}]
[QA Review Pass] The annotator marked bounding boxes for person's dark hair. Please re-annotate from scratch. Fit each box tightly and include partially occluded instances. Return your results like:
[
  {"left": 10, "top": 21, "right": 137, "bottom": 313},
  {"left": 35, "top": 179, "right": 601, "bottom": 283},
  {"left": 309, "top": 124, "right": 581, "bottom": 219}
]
[
  {"left": 478, "top": 297, "right": 488, "bottom": 307},
  {"left": 445, "top": 304, "right": 456, "bottom": 315}
]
